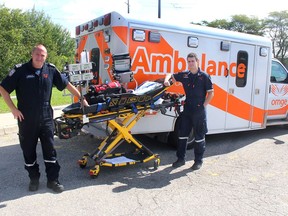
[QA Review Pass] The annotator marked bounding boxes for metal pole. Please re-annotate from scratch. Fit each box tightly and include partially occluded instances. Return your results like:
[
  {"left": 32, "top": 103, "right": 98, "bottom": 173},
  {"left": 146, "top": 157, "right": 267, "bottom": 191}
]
[{"left": 158, "top": 0, "right": 161, "bottom": 18}]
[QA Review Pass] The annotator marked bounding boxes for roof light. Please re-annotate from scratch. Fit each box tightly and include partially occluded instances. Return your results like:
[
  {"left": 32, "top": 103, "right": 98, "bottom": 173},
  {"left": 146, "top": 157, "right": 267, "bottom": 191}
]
[
  {"left": 104, "top": 13, "right": 111, "bottom": 26},
  {"left": 260, "top": 47, "right": 268, "bottom": 57},
  {"left": 75, "top": 26, "right": 80, "bottom": 36},
  {"left": 93, "top": 20, "right": 98, "bottom": 27}
]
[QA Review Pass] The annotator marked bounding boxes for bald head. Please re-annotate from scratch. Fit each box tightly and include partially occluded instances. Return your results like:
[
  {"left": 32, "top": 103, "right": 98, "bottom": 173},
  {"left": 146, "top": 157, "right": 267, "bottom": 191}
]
[{"left": 31, "top": 44, "right": 48, "bottom": 69}]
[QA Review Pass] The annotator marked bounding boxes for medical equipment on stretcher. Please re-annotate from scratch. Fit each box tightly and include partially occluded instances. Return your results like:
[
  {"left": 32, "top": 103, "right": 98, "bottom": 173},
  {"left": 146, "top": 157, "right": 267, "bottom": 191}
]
[{"left": 54, "top": 80, "right": 182, "bottom": 177}]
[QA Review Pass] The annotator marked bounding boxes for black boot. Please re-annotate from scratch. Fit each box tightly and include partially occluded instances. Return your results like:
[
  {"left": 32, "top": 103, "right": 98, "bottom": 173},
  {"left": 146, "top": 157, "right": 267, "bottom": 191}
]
[
  {"left": 172, "top": 159, "right": 185, "bottom": 168},
  {"left": 29, "top": 179, "right": 39, "bottom": 192},
  {"left": 47, "top": 180, "right": 64, "bottom": 193}
]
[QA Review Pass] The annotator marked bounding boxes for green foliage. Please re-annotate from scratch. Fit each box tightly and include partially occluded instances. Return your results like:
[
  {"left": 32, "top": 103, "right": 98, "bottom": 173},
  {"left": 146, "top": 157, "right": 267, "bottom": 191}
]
[
  {"left": 198, "top": 15, "right": 265, "bottom": 36},
  {"left": 264, "top": 10, "right": 288, "bottom": 62},
  {"left": 229, "top": 15, "right": 265, "bottom": 35},
  {"left": 194, "top": 11, "right": 288, "bottom": 64},
  {"left": 0, "top": 5, "right": 75, "bottom": 81},
  {"left": 0, "top": 88, "right": 72, "bottom": 113}
]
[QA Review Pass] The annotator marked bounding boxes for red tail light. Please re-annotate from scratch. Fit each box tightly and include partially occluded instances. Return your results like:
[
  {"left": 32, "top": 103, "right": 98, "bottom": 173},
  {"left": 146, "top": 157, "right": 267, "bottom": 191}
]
[
  {"left": 104, "top": 13, "right": 111, "bottom": 26},
  {"left": 94, "top": 20, "right": 98, "bottom": 27},
  {"left": 75, "top": 26, "right": 80, "bottom": 36}
]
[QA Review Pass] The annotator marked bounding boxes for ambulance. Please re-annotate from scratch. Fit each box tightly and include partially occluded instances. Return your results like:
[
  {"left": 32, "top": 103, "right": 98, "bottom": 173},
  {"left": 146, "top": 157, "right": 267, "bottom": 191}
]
[{"left": 73, "top": 11, "right": 288, "bottom": 146}]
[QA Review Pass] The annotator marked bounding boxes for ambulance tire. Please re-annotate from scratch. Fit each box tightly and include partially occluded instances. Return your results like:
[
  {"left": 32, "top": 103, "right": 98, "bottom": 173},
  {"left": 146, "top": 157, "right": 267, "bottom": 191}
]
[{"left": 168, "top": 114, "right": 195, "bottom": 150}]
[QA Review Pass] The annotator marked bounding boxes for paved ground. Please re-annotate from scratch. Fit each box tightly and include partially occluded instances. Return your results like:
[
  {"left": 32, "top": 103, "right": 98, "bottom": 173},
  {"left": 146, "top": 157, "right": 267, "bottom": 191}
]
[
  {"left": 0, "top": 122, "right": 288, "bottom": 215},
  {"left": 0, "top": 105, "right": 66, "bottom": 136}
]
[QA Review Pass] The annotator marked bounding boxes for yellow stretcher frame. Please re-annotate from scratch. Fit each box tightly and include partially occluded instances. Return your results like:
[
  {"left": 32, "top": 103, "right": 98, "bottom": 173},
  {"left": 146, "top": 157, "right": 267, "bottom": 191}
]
[
  {"left": 73, "top": 109, "right": 161, "bottom": 178},
  {"left": 57, "top": 82, "right": 181, "bottom": 178}
]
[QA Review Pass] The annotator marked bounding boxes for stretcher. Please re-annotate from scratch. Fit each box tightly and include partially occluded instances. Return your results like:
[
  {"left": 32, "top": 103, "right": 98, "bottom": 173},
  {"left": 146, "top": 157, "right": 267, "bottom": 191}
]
[{"left": 54, "top": 80, "right": 182, "bottom": 177}]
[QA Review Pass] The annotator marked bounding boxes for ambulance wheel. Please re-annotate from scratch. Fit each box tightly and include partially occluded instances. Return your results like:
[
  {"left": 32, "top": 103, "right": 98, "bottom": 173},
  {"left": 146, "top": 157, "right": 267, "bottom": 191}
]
[
  {"left": 154, "top": 158, "right": 160, "bottom": 170},
  {"left": 168, "top": 114, "right": 195, "bottom": 150}
]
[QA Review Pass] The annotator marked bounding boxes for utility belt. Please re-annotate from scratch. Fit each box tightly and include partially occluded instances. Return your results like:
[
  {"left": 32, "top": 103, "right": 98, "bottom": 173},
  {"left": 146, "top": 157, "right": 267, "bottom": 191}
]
[{"left": 184, "top": 100, "right": 203, "bottom": 107}]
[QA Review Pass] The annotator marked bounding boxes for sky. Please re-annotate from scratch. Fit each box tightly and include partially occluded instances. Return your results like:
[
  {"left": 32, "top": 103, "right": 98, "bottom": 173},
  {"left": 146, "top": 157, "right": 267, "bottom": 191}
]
[{"left": 1, "top": 0, "right": 287, "bottom": 37}]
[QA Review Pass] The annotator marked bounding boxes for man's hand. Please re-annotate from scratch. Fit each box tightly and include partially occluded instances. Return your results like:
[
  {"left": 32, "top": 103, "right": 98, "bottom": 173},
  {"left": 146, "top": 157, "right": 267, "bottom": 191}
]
[
  {"left": 164, "top": 74, "right": 173, "bottom": 86},
  {"left": 81, "top": 98, "right": 89, "bottom": 107},
  {"left": 164, "top": 80, "right": 171, "bottom": 86},
  {"left": 11, "top": 107, "right": 24, "bottom": 122}
]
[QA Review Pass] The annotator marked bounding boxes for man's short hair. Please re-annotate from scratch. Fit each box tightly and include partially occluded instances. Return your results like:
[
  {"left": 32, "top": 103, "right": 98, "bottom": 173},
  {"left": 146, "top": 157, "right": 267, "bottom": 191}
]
[{"left": 187, "top": 52, "right": 198, "bottom": 60}]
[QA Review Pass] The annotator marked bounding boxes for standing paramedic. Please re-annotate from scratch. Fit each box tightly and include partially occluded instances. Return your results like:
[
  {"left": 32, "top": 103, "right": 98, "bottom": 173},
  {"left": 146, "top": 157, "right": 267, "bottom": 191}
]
[
  {"left": 0, "top": 44, "right": 88, "bottom": 193},
  {"left": 164, "top": 52, "right": 214, "bottom": 170}
]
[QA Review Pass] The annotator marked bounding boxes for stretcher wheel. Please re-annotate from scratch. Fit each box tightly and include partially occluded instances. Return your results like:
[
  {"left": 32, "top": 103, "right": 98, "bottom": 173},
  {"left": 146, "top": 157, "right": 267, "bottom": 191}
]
[
  {"left": 89, "top": 165, "right": 100, "bottom": 178},
  {"left": 78, "top": 157, "right": 88, "bottom": 169},
  {"left": 154, "top": 158, "right": 160, "bottom": 170}
]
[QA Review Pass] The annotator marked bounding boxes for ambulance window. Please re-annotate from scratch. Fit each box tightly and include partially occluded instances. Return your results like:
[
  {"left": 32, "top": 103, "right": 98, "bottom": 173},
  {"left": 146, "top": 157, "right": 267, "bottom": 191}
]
[
  {"left": 149, "top": 32, "right": 161, "bottom": 43},
  {"left": 270, "top": 61, "right": 288, "bottom": 83},
  {"left": 236, "top": 51, "right": 248, "bottom": 87},
  {"left": 132, "top": 29, "right": 145, "bottom": 42}
]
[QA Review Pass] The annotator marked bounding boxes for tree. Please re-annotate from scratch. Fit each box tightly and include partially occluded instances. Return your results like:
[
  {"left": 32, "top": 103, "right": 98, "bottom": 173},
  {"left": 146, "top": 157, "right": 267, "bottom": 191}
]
[
  {"left": 264, "top": 10, "right": 288, "bottom": 63},
  {"left": 0, "top": 5, "right": 75, "bottom": 80},
  {"left": 197, "top": 15, "right": 265, "bottom": 36},
  {"left": 193, "top": 12, "right": 288, "bottom": 66}
]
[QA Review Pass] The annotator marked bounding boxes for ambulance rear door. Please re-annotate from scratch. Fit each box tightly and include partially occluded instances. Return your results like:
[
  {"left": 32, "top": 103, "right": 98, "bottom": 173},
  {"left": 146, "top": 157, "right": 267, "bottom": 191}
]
[{"left": 225, "top": 43, "right": 255, "bottom": 130}]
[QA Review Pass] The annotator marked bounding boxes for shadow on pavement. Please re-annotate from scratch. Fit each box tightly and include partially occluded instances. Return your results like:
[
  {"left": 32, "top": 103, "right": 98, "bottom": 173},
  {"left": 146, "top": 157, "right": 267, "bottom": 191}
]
[{"left": 0, "top": 125, "right": 287, "bottom": 202}]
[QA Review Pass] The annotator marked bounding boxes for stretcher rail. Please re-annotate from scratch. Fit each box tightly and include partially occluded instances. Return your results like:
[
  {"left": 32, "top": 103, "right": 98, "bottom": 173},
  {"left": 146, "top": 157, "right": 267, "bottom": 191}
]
[{"left": 54, "top": 80, "right": 182, "bottom": 177}]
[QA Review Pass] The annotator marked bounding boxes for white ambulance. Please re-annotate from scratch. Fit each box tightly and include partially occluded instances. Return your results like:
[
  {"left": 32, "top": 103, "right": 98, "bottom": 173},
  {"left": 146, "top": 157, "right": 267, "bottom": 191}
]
[{"left": 74, "top": 11, "right": 288, "bottom": 145}]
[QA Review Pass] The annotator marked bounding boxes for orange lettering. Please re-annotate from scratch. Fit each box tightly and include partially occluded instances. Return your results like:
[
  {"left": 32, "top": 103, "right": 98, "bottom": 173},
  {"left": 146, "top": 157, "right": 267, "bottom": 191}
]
[
  {"left": 237, "top": 63, "right": 246, "bottom": 78},
  {"left": 218, "top": 61, "right": 228, "bottom": 76},
  {"left": 174, "top": 51, "right": 186, "bottom": 72},
  {"left": 132, "top": 47, "right": 150, "bottom": 74},
  {"left": 201, "top": 53, "right": 206, "bottom": 71},
  {"left": 206, "top": 60, "right": 217, "bottom": 76},
  {"left": 152, "top": 55, "right": 172, "bottom": 73}
]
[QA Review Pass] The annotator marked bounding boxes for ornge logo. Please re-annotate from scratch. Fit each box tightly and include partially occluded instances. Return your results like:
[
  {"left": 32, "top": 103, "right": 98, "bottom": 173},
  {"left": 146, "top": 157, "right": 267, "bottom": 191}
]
[{"left": 271, "top": 84, "right": 288, "bottom": 96}]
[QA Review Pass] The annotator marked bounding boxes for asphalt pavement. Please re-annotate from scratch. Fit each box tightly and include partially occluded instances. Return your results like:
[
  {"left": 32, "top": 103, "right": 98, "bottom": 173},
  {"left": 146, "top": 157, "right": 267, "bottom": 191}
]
[{"left": 1, "top": 106, "right": 288, "bottom": 215}]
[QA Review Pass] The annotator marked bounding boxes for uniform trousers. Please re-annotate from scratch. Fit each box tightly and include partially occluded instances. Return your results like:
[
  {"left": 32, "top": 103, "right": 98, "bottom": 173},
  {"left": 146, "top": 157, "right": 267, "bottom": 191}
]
[
  {"left": 18, "top": 107, "right": 60, "bottom": 181},
  {"left": 177, "top": 104, "right": 207, "bottom": 162}
]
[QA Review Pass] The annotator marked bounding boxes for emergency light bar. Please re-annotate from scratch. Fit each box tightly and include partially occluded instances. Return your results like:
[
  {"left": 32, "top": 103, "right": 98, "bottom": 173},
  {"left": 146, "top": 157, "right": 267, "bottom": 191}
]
[{"left": 75, "top": 13, "right": 111, "bottom": 36}]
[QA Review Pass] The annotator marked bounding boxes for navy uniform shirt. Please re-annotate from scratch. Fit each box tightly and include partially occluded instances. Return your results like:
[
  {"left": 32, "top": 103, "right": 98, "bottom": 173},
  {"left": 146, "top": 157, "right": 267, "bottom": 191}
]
[
  {"left": 173, "top": 68, "right": 213, "bottom": 107},
  {"left": 0, "top": 60, "right": 68, "bottom": 120}
]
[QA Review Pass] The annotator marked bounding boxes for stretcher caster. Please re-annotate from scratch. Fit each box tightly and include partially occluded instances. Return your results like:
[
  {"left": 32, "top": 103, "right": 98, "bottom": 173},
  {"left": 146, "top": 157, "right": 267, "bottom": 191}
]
[
  {"left": 89, "top": 165, "right": 100, "bottom": 178},
  {"left": 154, "top": 158, "right": 160, "bottom": 170},
  {"left": 78, "top": 156, "right": 88, "bottom": 169}
]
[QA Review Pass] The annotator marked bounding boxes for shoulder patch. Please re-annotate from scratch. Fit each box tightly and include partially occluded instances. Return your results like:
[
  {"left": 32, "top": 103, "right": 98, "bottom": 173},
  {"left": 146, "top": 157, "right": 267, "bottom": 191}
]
[
  {"left": 48, "top": 63, "right": 56, "bottom": 68},
  {"left": 8, "top": 63, "right": 23, "bottom": 76},
  {"left": 15, "top": 63, "right": 23, "bottom": 68},
  {"left": 48, "top": 62, "right": 61, "bottom": 73},
  {"left": 9, "top": 69, "right": 16, "bottom": 76}
]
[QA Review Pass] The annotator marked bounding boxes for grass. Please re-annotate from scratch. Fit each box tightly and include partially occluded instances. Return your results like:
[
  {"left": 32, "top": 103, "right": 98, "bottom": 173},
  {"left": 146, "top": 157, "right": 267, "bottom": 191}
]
[{"left": 0, "top": 87, "right": 73, "bottom": 113}]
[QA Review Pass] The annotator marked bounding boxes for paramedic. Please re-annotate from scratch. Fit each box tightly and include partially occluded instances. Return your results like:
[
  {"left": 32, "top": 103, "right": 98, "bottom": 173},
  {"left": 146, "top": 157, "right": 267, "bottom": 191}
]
[
  {"left": 0, "top": 44, "right": 88, "bottom": 193},
  {"left": 164, "top": 52, "right": 214, "bottom": 170}
]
